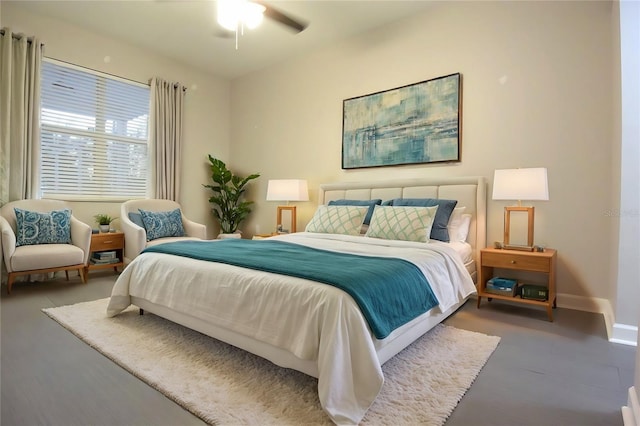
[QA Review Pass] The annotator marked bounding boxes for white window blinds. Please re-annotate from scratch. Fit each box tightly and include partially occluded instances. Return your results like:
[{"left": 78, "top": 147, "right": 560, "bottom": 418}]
[{"left": 40, "top": 59, "right": 150, "bottom": 200}]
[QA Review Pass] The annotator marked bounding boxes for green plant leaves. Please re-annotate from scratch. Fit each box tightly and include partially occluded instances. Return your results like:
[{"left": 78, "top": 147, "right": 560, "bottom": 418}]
[{"left": 204, "top": 155, "right": 260, "bottom": 234}]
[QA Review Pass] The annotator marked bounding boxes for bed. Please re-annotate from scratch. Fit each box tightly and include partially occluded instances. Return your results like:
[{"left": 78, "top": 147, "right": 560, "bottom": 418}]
[{"left": 107, "top": 176, "right": 487, "bottom": 425}]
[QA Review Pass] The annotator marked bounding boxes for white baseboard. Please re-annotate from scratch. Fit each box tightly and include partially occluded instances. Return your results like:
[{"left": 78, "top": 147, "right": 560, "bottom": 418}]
[
  {"left": 553, "top": 293, "right": 637, "bottom": 346},
  {"left": 612, "top": 323, "right": 640, "bottom": 346},
  {"left": 623, "top": 386, "right": 640, "bottom": 426},
  {"left": 471, "top": 292, "right": 637, "bottom": 345}
]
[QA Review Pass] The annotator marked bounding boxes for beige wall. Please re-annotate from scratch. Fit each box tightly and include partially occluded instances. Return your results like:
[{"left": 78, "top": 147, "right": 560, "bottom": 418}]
[
  {"left": 3, "top": 3, "right": 231, "bottom": 239},
  {"left": 231, "top": 1, "right": 619, "bottom": 305},
  {"left": 2, "top": 1, "right": 624, "bottom": 314}
]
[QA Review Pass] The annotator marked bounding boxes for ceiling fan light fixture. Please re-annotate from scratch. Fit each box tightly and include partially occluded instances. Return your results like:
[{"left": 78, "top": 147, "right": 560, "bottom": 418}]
[
  {"left": 244, "top": 3, "right": 266, "bottom": 29},
  {"left": 217, "top": 0, "right": 240, "bottom": 31},
  {"left": 217, "top": 0, "right": 265, "bottom": 31}
]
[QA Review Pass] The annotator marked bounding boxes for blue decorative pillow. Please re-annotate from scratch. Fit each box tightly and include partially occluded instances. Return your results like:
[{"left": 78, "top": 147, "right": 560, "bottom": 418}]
[
  {"left": 139, "top": 208, "right": 185, "bottom": 241},
  {"left": 327, "top": 199, "right": 382, "bottom": 226},
  {"left": 14, "top": 208, "right": 72, "bottom": 247},
  {"left": 388, "top": 198, "right": 458, "bottom": 242},
  {"left": 128, "top": 212, "right": 146, "bottom": 229}
]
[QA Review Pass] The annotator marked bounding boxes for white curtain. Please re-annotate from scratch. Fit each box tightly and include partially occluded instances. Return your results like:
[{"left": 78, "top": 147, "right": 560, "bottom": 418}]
[
  {"left": 150, "top": 77, "right": 185, "bottom": 201},
  {"left": 0, "top": 28, "right": 43, "bottom": 205}
]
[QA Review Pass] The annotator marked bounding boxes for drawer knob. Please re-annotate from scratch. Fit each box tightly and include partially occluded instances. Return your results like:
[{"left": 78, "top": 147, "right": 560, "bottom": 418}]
[
  {"left": 510, "top": 260, "right": 516, "bottom": 264},
  {"left": 104, "top": 241, "right": 112, "bottom": 244}
]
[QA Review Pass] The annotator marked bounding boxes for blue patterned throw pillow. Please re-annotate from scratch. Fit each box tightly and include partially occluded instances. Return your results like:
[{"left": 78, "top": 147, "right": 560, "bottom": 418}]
[
  {"left": 139, "top": 208, "right": 185, "bottom": 241},
  {"left": 14, "top": 208, "right": 72, "bottom": 247}
]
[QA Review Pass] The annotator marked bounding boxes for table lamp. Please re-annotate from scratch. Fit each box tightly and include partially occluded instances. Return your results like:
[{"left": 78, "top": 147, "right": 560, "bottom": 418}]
[
  {"left": 492, "top": 168, "right": 549, "bottom": 251},
  {"left": 266, "top": 179, "right": 309, "bottom": 233}
]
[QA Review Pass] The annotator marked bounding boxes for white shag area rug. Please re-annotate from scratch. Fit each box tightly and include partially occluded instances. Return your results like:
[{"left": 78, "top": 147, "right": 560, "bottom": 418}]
[{"left": 43, "top": 298, "right": 500, "bottom": 425}]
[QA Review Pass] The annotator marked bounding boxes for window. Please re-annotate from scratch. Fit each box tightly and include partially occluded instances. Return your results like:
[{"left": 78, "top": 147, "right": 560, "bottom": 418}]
[{"left": 40, "top": 59, "right": 150, "bottom": 200}]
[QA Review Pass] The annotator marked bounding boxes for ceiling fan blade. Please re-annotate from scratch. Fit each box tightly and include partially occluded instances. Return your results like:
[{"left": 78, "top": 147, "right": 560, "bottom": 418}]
[{"left": 255, "top": 1, "right": 308, "bottom": 33}]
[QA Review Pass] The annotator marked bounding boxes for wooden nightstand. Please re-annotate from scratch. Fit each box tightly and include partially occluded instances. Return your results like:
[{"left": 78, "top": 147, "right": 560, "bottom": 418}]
[
  {"left": 477, "top": 247, "right": 557, "bottom": 321},
  {"left": 252, "top": 233, "right": 278, "bottom": 240},
  {"left": 85, "top": 232, "right": 125, "bottom": 277}
]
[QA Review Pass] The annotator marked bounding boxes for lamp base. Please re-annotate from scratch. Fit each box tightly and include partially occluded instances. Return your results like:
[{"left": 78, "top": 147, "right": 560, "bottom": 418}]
[
  {"left": 276, "top": 205, "right": 297, "bottom": 233},
  {"left": 503, "top": 244, "right": 534, "bottom": 252}
]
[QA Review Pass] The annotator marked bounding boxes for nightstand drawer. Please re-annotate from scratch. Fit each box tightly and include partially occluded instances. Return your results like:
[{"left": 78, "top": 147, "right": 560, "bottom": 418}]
[
  {"left": 90, "top": 233, "right": 124, "bottom": 252},
  {"left": 482, "top": 251, "right": 550, "bottom": 272}
]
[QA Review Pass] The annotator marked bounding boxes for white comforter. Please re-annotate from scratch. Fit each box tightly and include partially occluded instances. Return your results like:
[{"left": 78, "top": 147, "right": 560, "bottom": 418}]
[{"left": 107, "top": 233, "right": 476, "bottom": 425}]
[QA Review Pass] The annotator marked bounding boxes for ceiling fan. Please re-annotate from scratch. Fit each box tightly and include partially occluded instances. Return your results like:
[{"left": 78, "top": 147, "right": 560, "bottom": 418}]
[{"left": 216, "top": 0, "right": 307, "bottom": 36}]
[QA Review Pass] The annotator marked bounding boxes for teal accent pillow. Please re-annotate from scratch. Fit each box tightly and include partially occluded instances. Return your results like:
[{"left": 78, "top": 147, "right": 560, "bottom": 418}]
[
  {"left": 365, "top": 206, "right": 438, "bottom": 242},
  {"left": 128, "top": 212, "right": 146, "bottom": 229},
  {"left": 139, "top": 208, "right": 185, "bottom": 241},
  {"left": 14, "top": 208, "right": 72, "bottom": 247},
  {"left": 327, "top": 199, "right": 382, "bottom": 226},
  {"left": 389, "top": 198, "right": 458, "bottom": 242}
]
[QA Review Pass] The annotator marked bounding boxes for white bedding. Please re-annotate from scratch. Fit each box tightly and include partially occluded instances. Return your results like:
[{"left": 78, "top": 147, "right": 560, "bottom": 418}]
[{"left": 107, "top": 232, "right": 476, "bottom": 425}]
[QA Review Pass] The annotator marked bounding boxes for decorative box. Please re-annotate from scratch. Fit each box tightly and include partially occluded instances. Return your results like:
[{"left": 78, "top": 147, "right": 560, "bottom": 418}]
[
  {"left": 520, "top": 284, "right": 549, "bottom": 301},
  {"left": 485, "top": 277, "right": 518, "bottom": 297}
]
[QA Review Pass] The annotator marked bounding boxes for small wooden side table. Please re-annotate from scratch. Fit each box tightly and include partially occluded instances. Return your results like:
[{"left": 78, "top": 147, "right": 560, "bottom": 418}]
[
  {"left": 477, "top": 247, "right": 557, "bottom": 321},
  {"left": 252, "top": 233, "right": 278, "bottom": 240},
  {"left": 85, "top": 232, "right": 125, "bottom": 278}
]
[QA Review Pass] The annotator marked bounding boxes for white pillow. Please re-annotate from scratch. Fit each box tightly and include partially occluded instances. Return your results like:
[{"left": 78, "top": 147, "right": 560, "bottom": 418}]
[
  {"left": 457, "top": 214, "right": 472, "bottom": 242},
  {"left": 365, "top": 206, "right": 438, "bottom": 243},
  {"left": 449, "top": 213, "right": 472, "bottom": 242},
  {"left": 305, "top": 205, "right": 369, "bottom": 236},
  {"left": 447, "top": 206, "right": 466, "bottom": 241},
  {"left": 447, "top": 207, "right": 467, "bottom": 233}
]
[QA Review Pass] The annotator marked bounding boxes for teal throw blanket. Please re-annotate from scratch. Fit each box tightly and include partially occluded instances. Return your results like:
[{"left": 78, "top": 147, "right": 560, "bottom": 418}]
[{"left": 143, "top": 239, "right": 438, "bottom": 339}]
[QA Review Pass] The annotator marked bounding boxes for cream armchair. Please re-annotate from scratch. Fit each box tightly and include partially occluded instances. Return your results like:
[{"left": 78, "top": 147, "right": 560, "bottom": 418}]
[
  {"left": 121, "top": 199, "right": 207, "bottom": 264},
  {"left": 0, "top": 199, "right": 91, "bottom": 294}
]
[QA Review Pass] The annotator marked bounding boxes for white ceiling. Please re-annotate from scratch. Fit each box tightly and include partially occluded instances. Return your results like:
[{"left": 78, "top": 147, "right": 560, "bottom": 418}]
[{"left": 9, "top": 0, "right": 434, "bottom": 79}]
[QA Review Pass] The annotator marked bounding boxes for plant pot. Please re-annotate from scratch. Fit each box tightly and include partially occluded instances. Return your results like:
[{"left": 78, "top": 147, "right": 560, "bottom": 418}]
[
  {"left": 217, "top": 233, "right": 242, "bottom": 239},
  {"left": 99, "top": 224, "right": 110, "bottom": 233}
]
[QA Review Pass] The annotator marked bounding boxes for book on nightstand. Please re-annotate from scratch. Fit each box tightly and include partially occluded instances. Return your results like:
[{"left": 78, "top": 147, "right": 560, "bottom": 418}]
[
  {"left": 485, "top": 277, "right": 518, "bottom": 297},
  {"left": 90, "top": 256, "right": 120, "bottom": 265},
  {"left": 520, "top": 284, "right": 549, "bottom": 301},
  {"left": 93, "top": 251, "right": 117, "bottom": 260}
]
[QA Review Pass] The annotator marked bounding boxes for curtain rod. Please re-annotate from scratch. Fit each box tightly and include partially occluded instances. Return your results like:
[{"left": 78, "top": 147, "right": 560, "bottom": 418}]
[
  {"left": 45, "top": 58, "right": 187, "bottom": 92},
  {"left": 0, "top": 29, "right": 45, "bottom": 46},
  {"left": 2, "top": 30, "right": 186, "bottom": 93},
  {"left": 149, "top": 78, "right": 188, "bottom": 92},
  {"left": 46, "top": 56, "right": 150, "bottom": 88}
]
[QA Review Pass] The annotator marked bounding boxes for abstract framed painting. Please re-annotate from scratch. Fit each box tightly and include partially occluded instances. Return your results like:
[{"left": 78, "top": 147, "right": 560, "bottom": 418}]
[{"left": 342, "top": 73, "right": 461, "bottom": 169}]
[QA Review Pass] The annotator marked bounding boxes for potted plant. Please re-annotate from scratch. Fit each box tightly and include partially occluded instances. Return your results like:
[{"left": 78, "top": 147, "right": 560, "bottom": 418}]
[
  {"left": 94, "top": 214, "right": 116, "bottom": 233},
  {"left": 203, "top": 155, "right": 260, "bottom": 238}
]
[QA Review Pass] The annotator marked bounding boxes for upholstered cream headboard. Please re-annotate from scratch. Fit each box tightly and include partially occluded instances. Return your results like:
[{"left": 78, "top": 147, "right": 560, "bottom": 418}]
[{"left": 318, "top": 176, "right": 487, "bottom": 264}]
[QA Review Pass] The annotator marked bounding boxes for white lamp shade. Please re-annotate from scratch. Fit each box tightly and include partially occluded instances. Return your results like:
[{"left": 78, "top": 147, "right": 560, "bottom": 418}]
[
  {"left": 492, "top": 168, "right": 549, "bottom": 201},
  {"left": 266, "top": 179, "right": 309, "bottom": 202}
]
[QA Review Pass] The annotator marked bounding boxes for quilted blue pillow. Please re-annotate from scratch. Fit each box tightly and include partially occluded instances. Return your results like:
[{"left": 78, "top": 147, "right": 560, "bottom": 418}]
[
  {"left": 389, "top": 198, "right": 458, "bottom": 242},
  {"left": 139, "top": 208, "right": 185, "bottom": 241},
  {"left": 14, "top": 208, "right": 72, "bottom": 247},
  {"left": 327, "top": 199, "right": 382, "bottom": 226}
]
